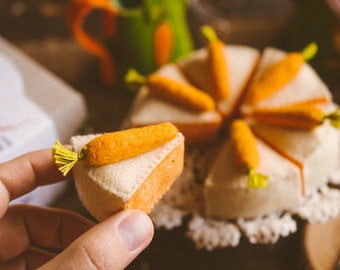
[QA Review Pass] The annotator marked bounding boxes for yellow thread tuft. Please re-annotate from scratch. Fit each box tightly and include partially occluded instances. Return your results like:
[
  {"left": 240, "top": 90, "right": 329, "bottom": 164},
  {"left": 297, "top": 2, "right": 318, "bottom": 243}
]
[
  {"left": 301, "top": 42, "right": 318, "bottom": 61},
  {"left": 52, "top": 140, "right": 80, "bottom": 176},
  {"left": 201, "top": 25, "right": 218, "bottom": 42},
  {"left": 125, "top": 68, "right": 146, "bottom": 85},
  {"left": 248, "top": 168, "right": 269, "bottom": 188},
  {"left": 326, "top": 107, "right": 340, "bottom": 128},
  {"left": 124, "top": 68, "right": 147, "bottom": 92}
]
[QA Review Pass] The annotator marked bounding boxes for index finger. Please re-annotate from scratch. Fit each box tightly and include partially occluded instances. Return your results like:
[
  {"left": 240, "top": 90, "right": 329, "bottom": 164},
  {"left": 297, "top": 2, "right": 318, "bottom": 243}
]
[{"left": 0, "top": 148, "right": 66, "bottom": 218}]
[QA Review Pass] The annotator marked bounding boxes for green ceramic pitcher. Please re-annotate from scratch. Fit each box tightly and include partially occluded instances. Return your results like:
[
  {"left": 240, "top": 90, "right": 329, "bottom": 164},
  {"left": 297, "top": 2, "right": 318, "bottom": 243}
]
[{"left": 68, "top": 0, "right": 194, "bottom": 86}]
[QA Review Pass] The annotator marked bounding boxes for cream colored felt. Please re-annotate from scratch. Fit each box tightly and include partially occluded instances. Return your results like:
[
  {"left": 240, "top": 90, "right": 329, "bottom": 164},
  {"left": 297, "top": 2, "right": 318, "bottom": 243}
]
[
  {"left": 251, "top": 122, "right": 340, "bottom": 195},
  {"left": 129, "top": 43, "right": 339, "bottom": 222},
  {"left": 204, "top": 138, "right": 301, "bottom": 219},
  {"left": 70, "top": 132, "right": 184, "bottom": 221},
  {"left": 177, "top": 45, "right": 260, "bottom": 117},
  {"left": 129, "top": 64, "right": 222, "bottom": 143},
  {"left": 242, "top": 47, "right": 331, "bottom": 114}
]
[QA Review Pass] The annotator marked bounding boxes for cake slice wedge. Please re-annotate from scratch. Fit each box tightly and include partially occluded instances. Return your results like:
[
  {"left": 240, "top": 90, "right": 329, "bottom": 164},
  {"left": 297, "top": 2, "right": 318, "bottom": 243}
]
[
  {"left": 251, "top": 122, "right": 340, "bottom": 195},
  {"left": 68, "top": 126, "right": 184, "bottom": 221},
  {"left": 177, "top": 45, "right": 260, "bottom": 121},
  {"left": 129, "top": 63, "right": 222, "bottom": 144},
  {"left": 241, "top": 47, "right": 331, "bottom": 115},
  {"left": 204, "top": 137, "right": 301, "bottom": 219}
]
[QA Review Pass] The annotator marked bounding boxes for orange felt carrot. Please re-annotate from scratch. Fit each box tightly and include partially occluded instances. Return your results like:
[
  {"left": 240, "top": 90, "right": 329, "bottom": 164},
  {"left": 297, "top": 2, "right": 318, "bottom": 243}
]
[
  {"left": 230, "top": 119, "right": 268, "bottom": 188},
  {"left": 201, "top": 25, "right": 230, "bottom": 100},
  {"left": 246, "top": 43, "right": 318, "bottom": 105},
  {"left": 125, "top": 69, "right": 215, "bottom": 112},
  {"left": 68, "top": 0, "right": 118, "bottom": 85},
  {"left": 52, "top": 123, "right": 178, "bottom": 176},
  {"left": 251, "top": 105, "right": 340, "bottom": 129},
  {"left": 154, "top": 21, "right": 174, "bottom": 67}
]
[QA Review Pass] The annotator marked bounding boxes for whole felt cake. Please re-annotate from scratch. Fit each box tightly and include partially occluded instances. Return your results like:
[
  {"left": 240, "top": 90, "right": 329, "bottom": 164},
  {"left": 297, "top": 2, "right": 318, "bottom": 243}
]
[{"left": 126, "top": 26, "right": 340, "bottom": 256}]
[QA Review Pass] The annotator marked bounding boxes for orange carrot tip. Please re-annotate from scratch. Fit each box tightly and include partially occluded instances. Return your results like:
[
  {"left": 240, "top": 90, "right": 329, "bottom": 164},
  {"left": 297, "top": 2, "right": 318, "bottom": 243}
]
[
  {"left": 301, "top": 42, "right": 318, "bottom": 61},
  {"left": 325, "top": 107, "right": 340, "bottom": 128},
  {"left": 247, "top": 168, "right": 269, "bottom": 188},
  {"left": 201, "top": 25, "right": 219, "bottom": 42}
]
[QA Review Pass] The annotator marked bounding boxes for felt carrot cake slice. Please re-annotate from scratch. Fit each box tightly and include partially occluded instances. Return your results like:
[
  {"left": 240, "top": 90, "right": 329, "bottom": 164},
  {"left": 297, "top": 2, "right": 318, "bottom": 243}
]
[
  {"left": 128, "top": 63, "right": 223, "bottom": 144},
  {"left": 53, "top": 123, "right": 184, "bottom": 221},
  {"left": 177, "top": 44, "right": 260, "bottom": 122},
  {"left": 241, "top": 45, "right": 331, "bottom": 114},
  {"left": 251, "top": 121, "right": 340, "bottom": 196},
  {"left": 204, "top": 120, "right": 301, "bottom": 219}
]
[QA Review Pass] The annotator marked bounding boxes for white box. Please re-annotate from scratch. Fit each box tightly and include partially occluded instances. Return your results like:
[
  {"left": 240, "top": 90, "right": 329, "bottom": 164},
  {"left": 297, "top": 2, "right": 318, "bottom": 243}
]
[{"left": 0, "top": 36, "right": 87, "bottom": 205}]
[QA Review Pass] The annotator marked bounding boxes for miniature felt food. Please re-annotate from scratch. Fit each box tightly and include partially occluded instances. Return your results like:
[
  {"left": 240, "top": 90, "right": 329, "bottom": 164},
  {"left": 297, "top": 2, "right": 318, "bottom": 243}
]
[
  {"left": 125, "top": 26, "right": 340, "bottom": 249},
  {"left": 52, "top": 123, "right": 184, "bottom": 221}
]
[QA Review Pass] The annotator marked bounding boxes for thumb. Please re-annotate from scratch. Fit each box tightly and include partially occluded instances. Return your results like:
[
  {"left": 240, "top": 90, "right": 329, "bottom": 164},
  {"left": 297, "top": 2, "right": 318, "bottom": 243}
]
[{"left": 40, "top": 210, "right": 154, "bottom": 270}]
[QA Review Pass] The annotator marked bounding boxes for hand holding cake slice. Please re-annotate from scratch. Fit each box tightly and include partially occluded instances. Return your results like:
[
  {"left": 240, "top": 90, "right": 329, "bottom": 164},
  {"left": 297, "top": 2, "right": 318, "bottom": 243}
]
[{"left": 52, "top": 123, "right": 184, "bottom": 221}]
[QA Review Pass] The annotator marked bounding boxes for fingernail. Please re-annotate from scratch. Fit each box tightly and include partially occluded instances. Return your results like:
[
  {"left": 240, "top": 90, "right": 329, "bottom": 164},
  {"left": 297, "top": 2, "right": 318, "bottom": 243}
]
[{"left": 117, "top": 211, "right": 154, "bottom": 252}]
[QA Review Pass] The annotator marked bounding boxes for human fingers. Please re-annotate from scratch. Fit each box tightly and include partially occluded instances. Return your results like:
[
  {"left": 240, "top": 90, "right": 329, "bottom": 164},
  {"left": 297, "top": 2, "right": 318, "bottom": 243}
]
[
  {"left": 0, "top": 148, "right": 65, "bottom": 218},
  {"left": 0, "top": 247, "right": 55, "bottom": 270},
  {"left": 40, "top": 210, "right": 154, "bottom": 270},
  {"left": 0, "top": 204, "right": 94, "bottom": 264}
]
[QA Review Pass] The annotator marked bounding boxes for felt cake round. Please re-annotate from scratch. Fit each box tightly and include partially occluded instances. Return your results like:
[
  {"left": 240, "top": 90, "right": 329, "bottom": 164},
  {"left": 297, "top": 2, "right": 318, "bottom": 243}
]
[{"left": 127, "top": 34, "right": 340, "bottom": 264}]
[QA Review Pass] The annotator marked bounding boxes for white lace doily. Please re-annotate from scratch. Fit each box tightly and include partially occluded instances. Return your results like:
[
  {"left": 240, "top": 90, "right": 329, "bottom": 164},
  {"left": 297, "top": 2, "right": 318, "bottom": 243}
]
[{"left": 150, "top": 145, "right": 340, "bottom": 251}]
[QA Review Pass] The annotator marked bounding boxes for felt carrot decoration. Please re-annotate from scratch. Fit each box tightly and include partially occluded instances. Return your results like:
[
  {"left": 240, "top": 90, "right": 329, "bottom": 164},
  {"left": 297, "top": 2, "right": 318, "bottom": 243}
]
[
  {"left": 230, "top": 119, "right": 268, "bottom": 188},
  {"left": 246, "top": 42, "right": 318, "bottom": 105},
  {"left": 53, "top": 122, "right": 178, "bottom": 176},
  {"left": 125, "top": 68, "right": 215, "bottom": 112},
  {"left": 154, "top": 21, "right": 174, "bottom": 67},
  {"left": 201, "top": 25, "right": 230, "bottom": 100},
  {"left": 251, "top": 105, "right": 340, "bottom": 129}
]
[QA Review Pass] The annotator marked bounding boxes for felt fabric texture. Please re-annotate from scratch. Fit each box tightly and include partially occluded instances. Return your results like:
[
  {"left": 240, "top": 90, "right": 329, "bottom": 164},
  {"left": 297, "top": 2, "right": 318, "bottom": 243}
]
[{"left": 71, "top": 132, "right": 184, "bottom": 221}]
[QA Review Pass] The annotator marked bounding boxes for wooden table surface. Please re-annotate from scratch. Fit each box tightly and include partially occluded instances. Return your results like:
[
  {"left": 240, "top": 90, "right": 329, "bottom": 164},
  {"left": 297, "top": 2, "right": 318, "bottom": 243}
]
[{"left": 2, "top": 1, "right": 340, "bottom": 269}]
